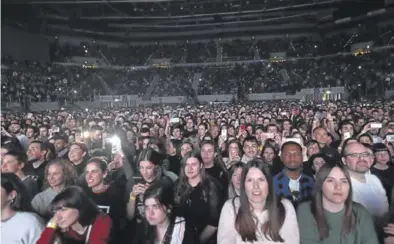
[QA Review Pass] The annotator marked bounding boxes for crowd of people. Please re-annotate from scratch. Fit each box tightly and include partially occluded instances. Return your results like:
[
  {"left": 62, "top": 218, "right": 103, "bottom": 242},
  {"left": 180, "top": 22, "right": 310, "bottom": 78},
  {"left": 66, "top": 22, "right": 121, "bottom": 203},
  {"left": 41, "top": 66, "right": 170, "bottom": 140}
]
[
  {"left": 1, "top": 22, "right": 393, "bottom": 105},
  {"left": 2, "top": 46, "right": 394, "bottom": 104},
  {"left": 2, "top": 100, "right": 394, "bottom": 243},
  {"left": 101, "top": 0, "right": 318, "bottom": 17}
]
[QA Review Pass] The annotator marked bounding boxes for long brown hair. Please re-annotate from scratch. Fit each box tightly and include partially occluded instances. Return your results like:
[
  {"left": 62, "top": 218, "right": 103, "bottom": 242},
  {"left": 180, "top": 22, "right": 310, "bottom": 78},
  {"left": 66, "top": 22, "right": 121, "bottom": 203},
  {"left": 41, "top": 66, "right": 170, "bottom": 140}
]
[
  {"left": 235, "top": 159, "right": 285, "bottom": 242},
  {"left": 174, "top": 150, "right": 209, "bottom": 204},
  {"left": 311, "top": 163, "right": 354, "bottom": 240}
]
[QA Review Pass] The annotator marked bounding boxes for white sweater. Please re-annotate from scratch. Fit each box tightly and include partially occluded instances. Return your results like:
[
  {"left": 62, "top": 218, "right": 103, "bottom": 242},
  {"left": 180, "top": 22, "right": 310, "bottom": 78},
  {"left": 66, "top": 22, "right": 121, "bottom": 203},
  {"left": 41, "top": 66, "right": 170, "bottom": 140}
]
[
  {"left": 217, "top": 198, "right": 299, "bottom": 244},
  {"left": 351, "top": 174, "right": 389, "bottom": 218},
  {"left": 0, "top": 212, "right": 44, "bottom": 244}
]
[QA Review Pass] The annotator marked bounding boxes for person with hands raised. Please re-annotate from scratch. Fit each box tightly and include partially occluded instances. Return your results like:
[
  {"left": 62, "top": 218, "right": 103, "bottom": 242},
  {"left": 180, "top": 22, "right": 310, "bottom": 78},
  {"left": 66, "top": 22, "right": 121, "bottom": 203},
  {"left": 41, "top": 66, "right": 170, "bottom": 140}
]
[
  {"left": 359, "top": 122, "right": 383, "bottom": 144},
  {"left": 223, "top": 140, "right": 242, "bottom": 169}
]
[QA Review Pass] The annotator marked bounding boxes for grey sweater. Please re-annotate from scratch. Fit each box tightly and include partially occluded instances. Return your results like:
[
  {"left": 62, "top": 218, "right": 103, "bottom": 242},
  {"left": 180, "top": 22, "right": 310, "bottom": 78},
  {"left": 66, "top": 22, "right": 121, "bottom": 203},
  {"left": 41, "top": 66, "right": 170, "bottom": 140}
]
[{"left": 31, "top": 187, "right": 58, "bottom": 218}]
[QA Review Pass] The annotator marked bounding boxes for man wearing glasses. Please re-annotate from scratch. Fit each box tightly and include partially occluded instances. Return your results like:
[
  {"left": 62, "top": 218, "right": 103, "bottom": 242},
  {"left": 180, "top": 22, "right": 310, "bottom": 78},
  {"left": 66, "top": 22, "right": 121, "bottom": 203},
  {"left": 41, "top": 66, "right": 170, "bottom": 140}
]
[{"left": 342, "top": 142, "right": 389, "bottom": 219}]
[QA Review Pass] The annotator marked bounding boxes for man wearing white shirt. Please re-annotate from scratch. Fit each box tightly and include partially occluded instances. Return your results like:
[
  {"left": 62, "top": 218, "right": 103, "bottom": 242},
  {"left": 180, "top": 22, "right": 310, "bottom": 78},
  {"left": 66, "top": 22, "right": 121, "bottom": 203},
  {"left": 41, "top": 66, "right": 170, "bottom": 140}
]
[{"left": 342, "top": 142, "right": 389, "bottom": 218}]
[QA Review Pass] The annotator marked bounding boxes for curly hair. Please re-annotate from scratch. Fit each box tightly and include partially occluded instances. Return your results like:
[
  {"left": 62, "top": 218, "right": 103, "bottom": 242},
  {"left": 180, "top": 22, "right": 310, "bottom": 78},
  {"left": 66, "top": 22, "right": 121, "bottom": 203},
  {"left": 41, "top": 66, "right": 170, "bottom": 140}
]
[{"left": 43, "top": 159, "right": 78, "bottom": 189}]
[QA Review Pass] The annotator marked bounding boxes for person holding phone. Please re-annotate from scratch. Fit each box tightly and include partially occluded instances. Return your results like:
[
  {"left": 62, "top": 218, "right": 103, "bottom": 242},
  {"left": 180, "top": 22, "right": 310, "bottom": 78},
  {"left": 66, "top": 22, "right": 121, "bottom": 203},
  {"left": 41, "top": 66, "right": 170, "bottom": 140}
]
[
  {"left": 126, "top": 148, "right": 173, "bottom": 242},
  {"left": 359, "top": 122, "right": 383, "bottom": 144}
]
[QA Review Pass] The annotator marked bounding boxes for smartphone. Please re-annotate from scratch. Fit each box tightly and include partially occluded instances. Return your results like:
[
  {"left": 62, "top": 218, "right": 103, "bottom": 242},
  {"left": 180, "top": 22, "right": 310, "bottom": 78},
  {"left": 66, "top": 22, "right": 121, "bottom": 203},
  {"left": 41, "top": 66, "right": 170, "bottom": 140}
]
[
  {"left": 133, "top": 176, "right": 144, "bottom": 185},
  {"left": 371, "top": 123, "right": 382, "bottom": 129},
  {"left": 386, "top": 134, "right": 394, "bottom": 142},
  {"left": 344, "top": 132, "right": 351, "bottom": 140},
  {"left": 240, "top": 124, "right": 246, "bottom": 131},
  {"left": 264, "top": 133, "right": 274, "bottom": 139},
  {"left": 170, "top": 118, "right": 180, "bottom": 124},
  {"left": 280, "top": 112, "right": 287, "bottom": 116}
]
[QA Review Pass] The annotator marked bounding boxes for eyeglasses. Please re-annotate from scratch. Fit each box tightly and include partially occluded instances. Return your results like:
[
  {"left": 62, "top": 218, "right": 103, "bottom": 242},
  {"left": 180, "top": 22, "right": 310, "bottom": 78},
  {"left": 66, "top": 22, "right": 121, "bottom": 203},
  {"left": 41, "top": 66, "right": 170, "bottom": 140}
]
[{"left": 345, "top": 152, "right": 372, "bottom": 159}]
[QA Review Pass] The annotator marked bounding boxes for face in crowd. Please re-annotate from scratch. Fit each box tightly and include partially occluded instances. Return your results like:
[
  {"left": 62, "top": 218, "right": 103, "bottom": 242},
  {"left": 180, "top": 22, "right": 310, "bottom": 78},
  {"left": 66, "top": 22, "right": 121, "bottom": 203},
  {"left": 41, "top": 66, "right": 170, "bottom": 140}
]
[
  {"left": 139, "top": 160, "right": 156, "bottom": 182},
  {"left": 85, "top": 161, "right": 107, "bottom": 189},
  {"left": 68, "top": 144, "right": 86, "bottom": 163},
  {"left": 321, "top": 166, "right": 350, "bottom": 207},
  {"left": 243, "top": 140, "right": 258, "bottom": 159},
  {"left": 281, "top": 143, "right": 303, "bottom": 171},
  {"left": 180, "top": 143, "right": 193, "bottom": 159},
  {"left": 184, "top": 156, "right": 202, "bottom": 181},
  {"left": 262, "top": 147, "right": 275, "bottom": 164},
  {"left": 342, "top": 142, "right": 373, "bottom": 174},
  {"left": 201, "top": 143, "right": 215, "bottom": 166},
  {"left": 244, "top": 166, "right": 269, "bottom": 206}
]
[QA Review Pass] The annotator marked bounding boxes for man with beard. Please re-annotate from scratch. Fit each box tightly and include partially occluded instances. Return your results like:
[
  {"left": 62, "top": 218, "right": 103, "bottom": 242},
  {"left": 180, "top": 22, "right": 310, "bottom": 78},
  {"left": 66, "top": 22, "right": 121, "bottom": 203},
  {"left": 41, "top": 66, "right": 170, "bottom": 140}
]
[
  {"left": 273, "top": 141, "right": 315, "bottom": 207},
  {"left": 342, "top": 142, "right": 388, "bottom": 218},
  {"left": 53, "top": 134, "right": 69, "bottom": 159},
  {"left": 8, "top": 122, "right": 29, "bottom": 151},
  {"left": 24, "top": 140, "right": 51, "bottom": 189}
]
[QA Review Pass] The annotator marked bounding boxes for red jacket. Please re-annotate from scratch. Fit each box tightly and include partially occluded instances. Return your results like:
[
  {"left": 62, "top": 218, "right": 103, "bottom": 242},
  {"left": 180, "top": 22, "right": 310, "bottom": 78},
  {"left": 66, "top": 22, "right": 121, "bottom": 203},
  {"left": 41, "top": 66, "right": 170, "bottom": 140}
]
[{"left": 37, "top": 213, "right": 112, "bottom": 244}]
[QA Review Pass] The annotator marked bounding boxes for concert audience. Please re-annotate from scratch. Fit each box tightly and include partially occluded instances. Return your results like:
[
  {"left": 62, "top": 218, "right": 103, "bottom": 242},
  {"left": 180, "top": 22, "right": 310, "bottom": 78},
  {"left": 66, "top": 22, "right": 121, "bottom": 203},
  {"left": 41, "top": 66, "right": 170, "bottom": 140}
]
[
  {"left": 1, "top": 173, "right": 44, "bottom": 244},
  {"left": 3, "top": 70, "right": 394, "bottom": 244}
]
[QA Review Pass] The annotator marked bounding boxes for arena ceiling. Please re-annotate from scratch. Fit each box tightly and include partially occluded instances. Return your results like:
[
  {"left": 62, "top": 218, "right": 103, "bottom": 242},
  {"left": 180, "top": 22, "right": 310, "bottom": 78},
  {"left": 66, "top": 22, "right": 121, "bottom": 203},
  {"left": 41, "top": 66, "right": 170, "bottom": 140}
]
[{"left": 2, "top": 0, "right": 392, "bottom": 41}]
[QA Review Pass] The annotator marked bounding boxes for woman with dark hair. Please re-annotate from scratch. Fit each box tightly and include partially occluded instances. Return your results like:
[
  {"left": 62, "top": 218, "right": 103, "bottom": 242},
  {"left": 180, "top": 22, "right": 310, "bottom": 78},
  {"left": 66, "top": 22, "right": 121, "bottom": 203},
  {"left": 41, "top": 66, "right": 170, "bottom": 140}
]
[
  {"left": 84, "top": 157, "right": 127, "bottom": 243},
  {"left": 305, "top": 153, "right": 331, "bottom": 178},
  {"left": 371, "top": 143, "right": 394, "bottom": 204},
  {"left": 297, "top": 163, "right": 379, "bottom": 243},
  {"left": 166, "top": 139, "right": 182, "bottom": 176},
  {"left": 260, "top": 143, "right": 283, "bottom": 175},
  {"left": 1, "top": 173, "right": 44, "bottom": 244},
  {"left": 228, "top": 162, "right": 244, "bottom": 199},
  {"left": 32, "top": 158, "right": 77, "bottom": 219},
  {"left": 37, "top": 186, "right": 112, "bottom": 244},
  {"left": 126, "top": 149, "right": 173, "bottom": 240},
  {"left": 223, "top": 140, "right": 242, "bottom": 169},
  {"left": 218, "top": 159, "right": 298, "bottom": 244},
  {"left": 174, "top": 151, "right": 224, "bottom": 244},
  {"left": 138, "top": 182, "right": 198, "bottom": 244},
  {"left": 358, "top": 133, "right": 373, "bottom": 146}
]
